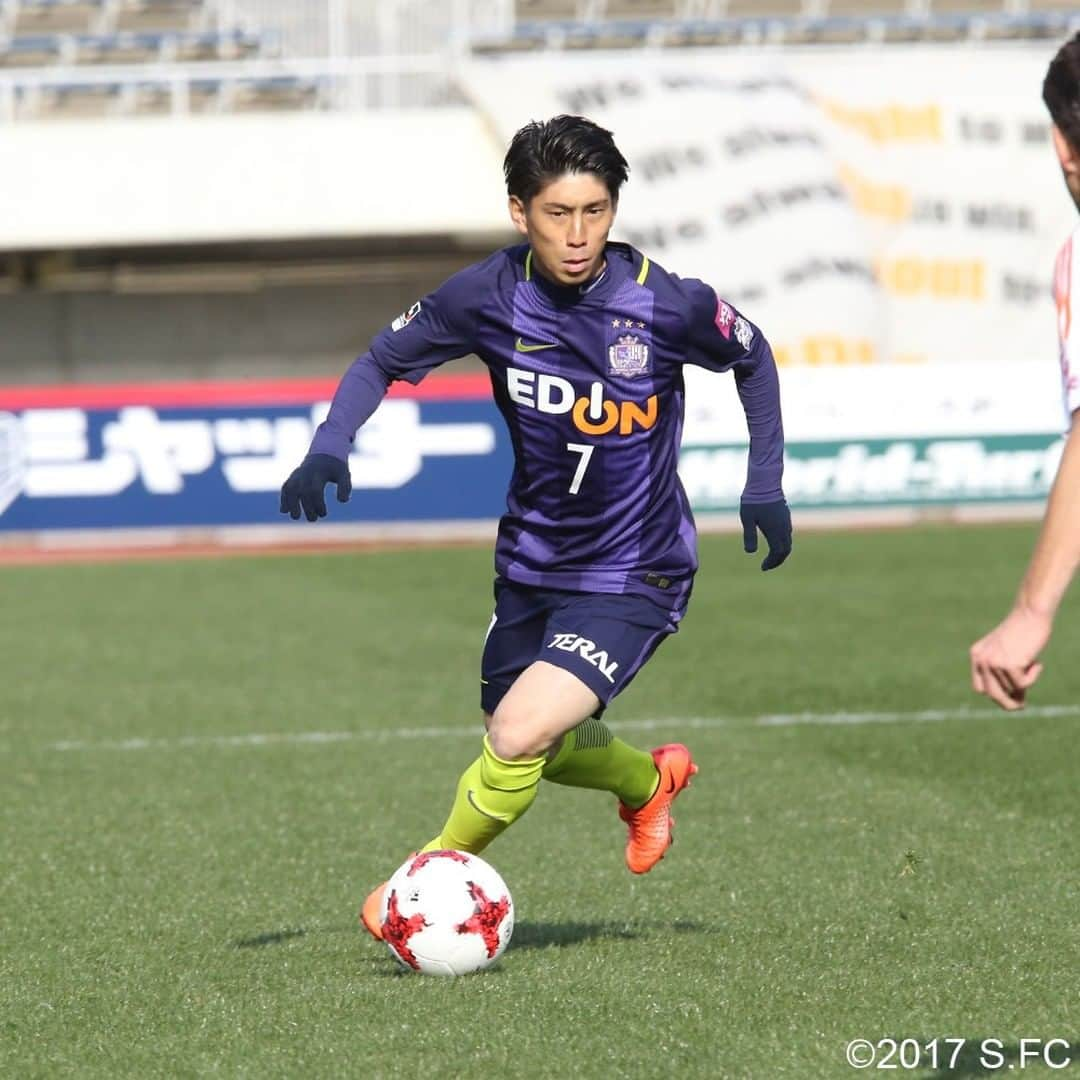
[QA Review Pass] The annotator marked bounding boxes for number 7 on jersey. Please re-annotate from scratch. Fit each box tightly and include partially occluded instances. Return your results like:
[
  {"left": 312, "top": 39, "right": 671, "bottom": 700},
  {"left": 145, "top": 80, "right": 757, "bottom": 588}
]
[{"left": 566, "top": 442, "right": 595, "bottom": 495}]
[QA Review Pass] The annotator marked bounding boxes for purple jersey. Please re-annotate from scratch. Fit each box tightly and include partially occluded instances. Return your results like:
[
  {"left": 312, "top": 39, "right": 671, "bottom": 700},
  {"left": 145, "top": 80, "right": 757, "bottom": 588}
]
[{"left": 310, "top": 242, "right": 784, "bottom": 618}]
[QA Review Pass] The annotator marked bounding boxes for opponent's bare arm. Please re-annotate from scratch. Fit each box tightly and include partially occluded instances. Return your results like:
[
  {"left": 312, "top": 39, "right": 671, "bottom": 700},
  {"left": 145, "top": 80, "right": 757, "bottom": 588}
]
[{"left": 970, "top": 412, "right": 1080, "bottom": 710}]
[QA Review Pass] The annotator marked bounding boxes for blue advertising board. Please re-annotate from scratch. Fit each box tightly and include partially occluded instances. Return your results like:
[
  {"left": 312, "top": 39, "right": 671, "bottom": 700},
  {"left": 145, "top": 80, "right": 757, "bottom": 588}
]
[{"left": 0, "top": 376, "right": 511, "bottom": 533}]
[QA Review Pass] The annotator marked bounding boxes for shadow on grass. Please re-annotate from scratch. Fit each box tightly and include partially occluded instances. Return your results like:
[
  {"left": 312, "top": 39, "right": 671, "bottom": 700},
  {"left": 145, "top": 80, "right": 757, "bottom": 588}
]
[
  {"left": 511, "top": 917, "right": 707, "bottom": 950},
  {"left": 234, "top": 916, "right": 707, "bottom": 955},
  {"left": 234, "top": 928, "right": 308, "bottom": 948},
  {"left": 905, "top": 1038, "right": 1080, "bottom": 1077},
  {"left": 359, "top": 918, "right": 712, "bottom": 978},
  {"left": 234, "top": 924, "right": 360, "bottom": 948}
]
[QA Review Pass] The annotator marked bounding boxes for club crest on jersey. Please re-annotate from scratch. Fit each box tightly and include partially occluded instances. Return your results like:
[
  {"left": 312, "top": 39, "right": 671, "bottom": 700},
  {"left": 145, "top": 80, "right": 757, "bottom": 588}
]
[
  {"left": 391, "top": 301, "right": 421, "bottom": 332},
  {"left": 607, "top": 334, "right": 650, "bottom": 378},
  {"left": 734, "top": 315, "right": 754, "bottom": 351}
]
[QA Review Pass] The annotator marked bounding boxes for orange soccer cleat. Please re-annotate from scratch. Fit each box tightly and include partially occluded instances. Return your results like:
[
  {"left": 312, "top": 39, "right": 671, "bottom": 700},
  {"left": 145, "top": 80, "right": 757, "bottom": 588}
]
[
  {"left": 360, "top": 881, "right": 388, "bottom": 941},
  {"left": 360, "top": 850, "right": 422, "bottom": 940},
  {"left": 618, "top": 743, "right": 698, "bottom": 874}
]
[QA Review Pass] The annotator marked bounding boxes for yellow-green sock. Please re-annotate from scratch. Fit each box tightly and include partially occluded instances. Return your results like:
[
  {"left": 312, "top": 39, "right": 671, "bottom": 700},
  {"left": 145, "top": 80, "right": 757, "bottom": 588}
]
[
  {"left": 421, "top": 735, "right": 545, "bottom": 854},
  {"left": 542, "top": 717, "right": 659, "bottom": 808}
]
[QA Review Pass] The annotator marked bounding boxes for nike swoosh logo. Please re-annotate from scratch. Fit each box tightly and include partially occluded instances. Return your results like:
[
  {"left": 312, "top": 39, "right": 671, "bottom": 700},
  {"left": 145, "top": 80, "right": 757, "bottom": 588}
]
[
  {"left": 467, "top": 789, "right": 508, "bottom": 822},
  {"left": 515, "top": 337, "right": 558, "bottom": 353},
  {"left": 664, "top": 775, "right": 676, "bottom": 795}
]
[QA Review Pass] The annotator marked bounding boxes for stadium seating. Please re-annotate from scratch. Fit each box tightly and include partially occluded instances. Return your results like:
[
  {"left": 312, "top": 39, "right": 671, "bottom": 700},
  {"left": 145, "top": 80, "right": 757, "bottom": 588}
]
[
  {"left": 926, "top": 0, "right": 1006, "bottom": 11},
  {"left": 825, "top": 0, "right": 917, "bottom": 14},
  {"left": 507, "top": 0, "right": 1080, "bottom": 21},
  {"left": 724, "top": 1, "right": 804, "bottom": 17},
  {"left": 8, "top": 69, "right": 327, "bottom": 118},
  {"left": 0, "top": 29, "right": 267, "bottom": 66},
  {"left": 2, "top": 0, "right": 105, "bottom": 33},
  {"left": 495, "top": 0, "right": 1080, "bottom": 49},
  {"left": 113, "top": 0, "right": 204, "bottom": 31},
  {"left": 603, "top": 0, "right": 690, "bottom": 16},
  {"left": 0, "top": 33, "right": 63, "bottom": 64},
  {"left": 516, "top": 0, "right": 582, "bottom": 19},
  {"left": 0, "top": 0, "right": 206, "bottom": 34},
  {"left": 0, "top": 0, "right": 296, "bottom": 116},
  {"left": 3, "top": 0, "right": 1078, "bottom": 122}
]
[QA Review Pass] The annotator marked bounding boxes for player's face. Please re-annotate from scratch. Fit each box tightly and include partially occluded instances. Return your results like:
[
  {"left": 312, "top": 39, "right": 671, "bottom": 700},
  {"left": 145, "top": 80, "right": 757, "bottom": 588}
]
[{"left": 509, "top": 172, "right": 616, "bottom": 287}]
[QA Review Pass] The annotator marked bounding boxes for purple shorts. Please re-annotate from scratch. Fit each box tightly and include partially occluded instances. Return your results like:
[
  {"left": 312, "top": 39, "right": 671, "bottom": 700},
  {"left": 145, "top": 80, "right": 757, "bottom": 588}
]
[{"left": 480, "top": 577, "right": 682, "bottom": 716}]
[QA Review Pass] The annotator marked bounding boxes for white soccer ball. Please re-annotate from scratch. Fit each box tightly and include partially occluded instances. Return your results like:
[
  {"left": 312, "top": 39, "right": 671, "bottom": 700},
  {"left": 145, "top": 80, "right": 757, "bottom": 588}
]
[{"left": 380, "top": 850, "right": 514, "bottom": 976}]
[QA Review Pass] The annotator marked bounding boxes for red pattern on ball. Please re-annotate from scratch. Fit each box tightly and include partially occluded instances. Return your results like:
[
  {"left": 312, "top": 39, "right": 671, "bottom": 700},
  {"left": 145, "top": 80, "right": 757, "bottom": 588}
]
[
  {"left": 456, "top": 880, "right": 511, "bottom": 958},
  {"left": 407, "top": 850, "right": 471, "bottom": 876},
  {"left": 382, "top": 889, "right": 428, "bottom": 970}
]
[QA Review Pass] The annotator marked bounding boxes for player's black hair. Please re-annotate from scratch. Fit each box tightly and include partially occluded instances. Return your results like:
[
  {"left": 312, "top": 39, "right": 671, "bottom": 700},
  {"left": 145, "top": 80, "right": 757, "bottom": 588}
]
[
  {"left": 503, "top": 115, "right": 630, "bottom": 206},
  {"left": 1044, "top": 32, "right": 1080, "bottom": 153}
]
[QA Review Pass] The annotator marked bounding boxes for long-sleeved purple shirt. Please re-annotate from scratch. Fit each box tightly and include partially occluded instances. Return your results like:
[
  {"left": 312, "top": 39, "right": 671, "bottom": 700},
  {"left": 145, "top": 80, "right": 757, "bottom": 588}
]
[{"left": 311, "top": 241, "right": 784, "bottom": 618}]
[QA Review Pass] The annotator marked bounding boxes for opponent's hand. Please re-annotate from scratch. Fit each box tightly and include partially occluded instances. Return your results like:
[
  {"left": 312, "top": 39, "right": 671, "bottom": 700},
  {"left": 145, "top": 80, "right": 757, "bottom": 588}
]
[
  {"left": 969, "top": 606, "right": 1051, "bottom": 711},
  {"left": 740, "top": 498, "right": 792, "bottom": 571},
  {"left": 279, "top": 453, "right": 352, "bottom": 522}
]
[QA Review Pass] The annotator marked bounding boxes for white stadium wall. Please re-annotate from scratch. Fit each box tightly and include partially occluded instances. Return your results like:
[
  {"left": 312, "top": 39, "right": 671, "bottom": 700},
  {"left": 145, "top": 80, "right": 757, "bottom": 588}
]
[{"left": 0, "top": 108, "right": 506, "bottom": 248}]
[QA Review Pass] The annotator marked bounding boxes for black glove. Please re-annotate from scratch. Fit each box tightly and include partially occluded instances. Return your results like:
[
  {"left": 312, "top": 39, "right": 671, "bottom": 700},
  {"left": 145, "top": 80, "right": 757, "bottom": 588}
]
[
  {"left": 279, "top": 453, "right": 352, "bottom": 522},
  {"left": 740, "top": 498, "right": 792, "bottom": 572}
]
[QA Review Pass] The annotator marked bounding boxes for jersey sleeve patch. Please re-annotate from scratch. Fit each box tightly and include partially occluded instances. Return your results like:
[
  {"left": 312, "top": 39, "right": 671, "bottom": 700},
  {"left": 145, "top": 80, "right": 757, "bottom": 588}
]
[
  {"left": 391, "top": 301, "right": 422, "bottom": 332},
  {"left": 714, "top": 296, "right": 735, "bottom": 339},
  {"left": 713, "top": 293, "right": 754, "bottom": 351}
]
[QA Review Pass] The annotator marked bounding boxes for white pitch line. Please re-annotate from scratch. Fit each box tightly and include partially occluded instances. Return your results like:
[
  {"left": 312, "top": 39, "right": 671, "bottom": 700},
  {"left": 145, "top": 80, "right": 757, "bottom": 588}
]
[
  {"left": 48, "top": 725, "right": 482, "bottom": 752},
  {"left": 45, "top": 703, "right": 1080, "bottom": 753},
  {"left": 756, "top": 703, "right": 1080, "bottom": 726}
]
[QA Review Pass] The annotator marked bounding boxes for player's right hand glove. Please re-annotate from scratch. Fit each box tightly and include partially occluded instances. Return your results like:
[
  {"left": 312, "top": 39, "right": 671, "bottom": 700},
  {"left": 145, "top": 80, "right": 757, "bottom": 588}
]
[
  {"left": 740, "top": 497, "right": 792, "bottom": 572},
  {"left": 279, "top": 453, "right": 352, "bottom": 522}
]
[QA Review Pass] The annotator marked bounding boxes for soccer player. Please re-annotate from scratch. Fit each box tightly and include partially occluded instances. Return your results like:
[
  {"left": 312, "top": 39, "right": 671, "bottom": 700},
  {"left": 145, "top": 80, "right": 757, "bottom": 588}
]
[
  {"left": 970, "top": 35, "right": 1080, "bottom": 711},
  {"left": 280, "top": 115, "right": 791, "bottom": 938}
]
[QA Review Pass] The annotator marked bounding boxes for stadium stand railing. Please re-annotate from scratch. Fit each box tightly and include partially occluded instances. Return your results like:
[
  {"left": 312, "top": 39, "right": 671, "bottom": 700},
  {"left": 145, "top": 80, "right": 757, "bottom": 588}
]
[
  {"left": 0, "top": 0, "right": 510, "bottom": 117},
  {"left": 1, "top": 0, "right": 1079, "bottom": 120},
  {"left": 488, "top": 2, "right": 1080, "bottom": 49},
  {"left": 0, "top": 29, "right": 267, "bottom": 65},
  {"left": 0, "top": 54, "right": 454, "bottom": 118}
]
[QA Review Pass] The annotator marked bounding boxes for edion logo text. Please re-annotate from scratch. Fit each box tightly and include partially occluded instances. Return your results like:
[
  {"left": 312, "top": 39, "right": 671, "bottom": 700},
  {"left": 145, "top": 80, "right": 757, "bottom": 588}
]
[{"left": 506, "top": 367, "right": 657, "bottom": 437}]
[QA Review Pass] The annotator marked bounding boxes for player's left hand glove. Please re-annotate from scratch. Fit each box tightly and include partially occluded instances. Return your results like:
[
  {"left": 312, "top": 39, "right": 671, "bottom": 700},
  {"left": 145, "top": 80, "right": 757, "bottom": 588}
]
[{"left": 740, "top": 498, "right": 792, "bottom": 572}]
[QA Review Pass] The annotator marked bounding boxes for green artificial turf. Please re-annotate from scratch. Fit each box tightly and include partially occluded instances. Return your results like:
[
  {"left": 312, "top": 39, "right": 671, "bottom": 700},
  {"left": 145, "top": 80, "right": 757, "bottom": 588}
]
[{"left": 3, "top": 523, "right": 1079, "bottom": 1079}]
